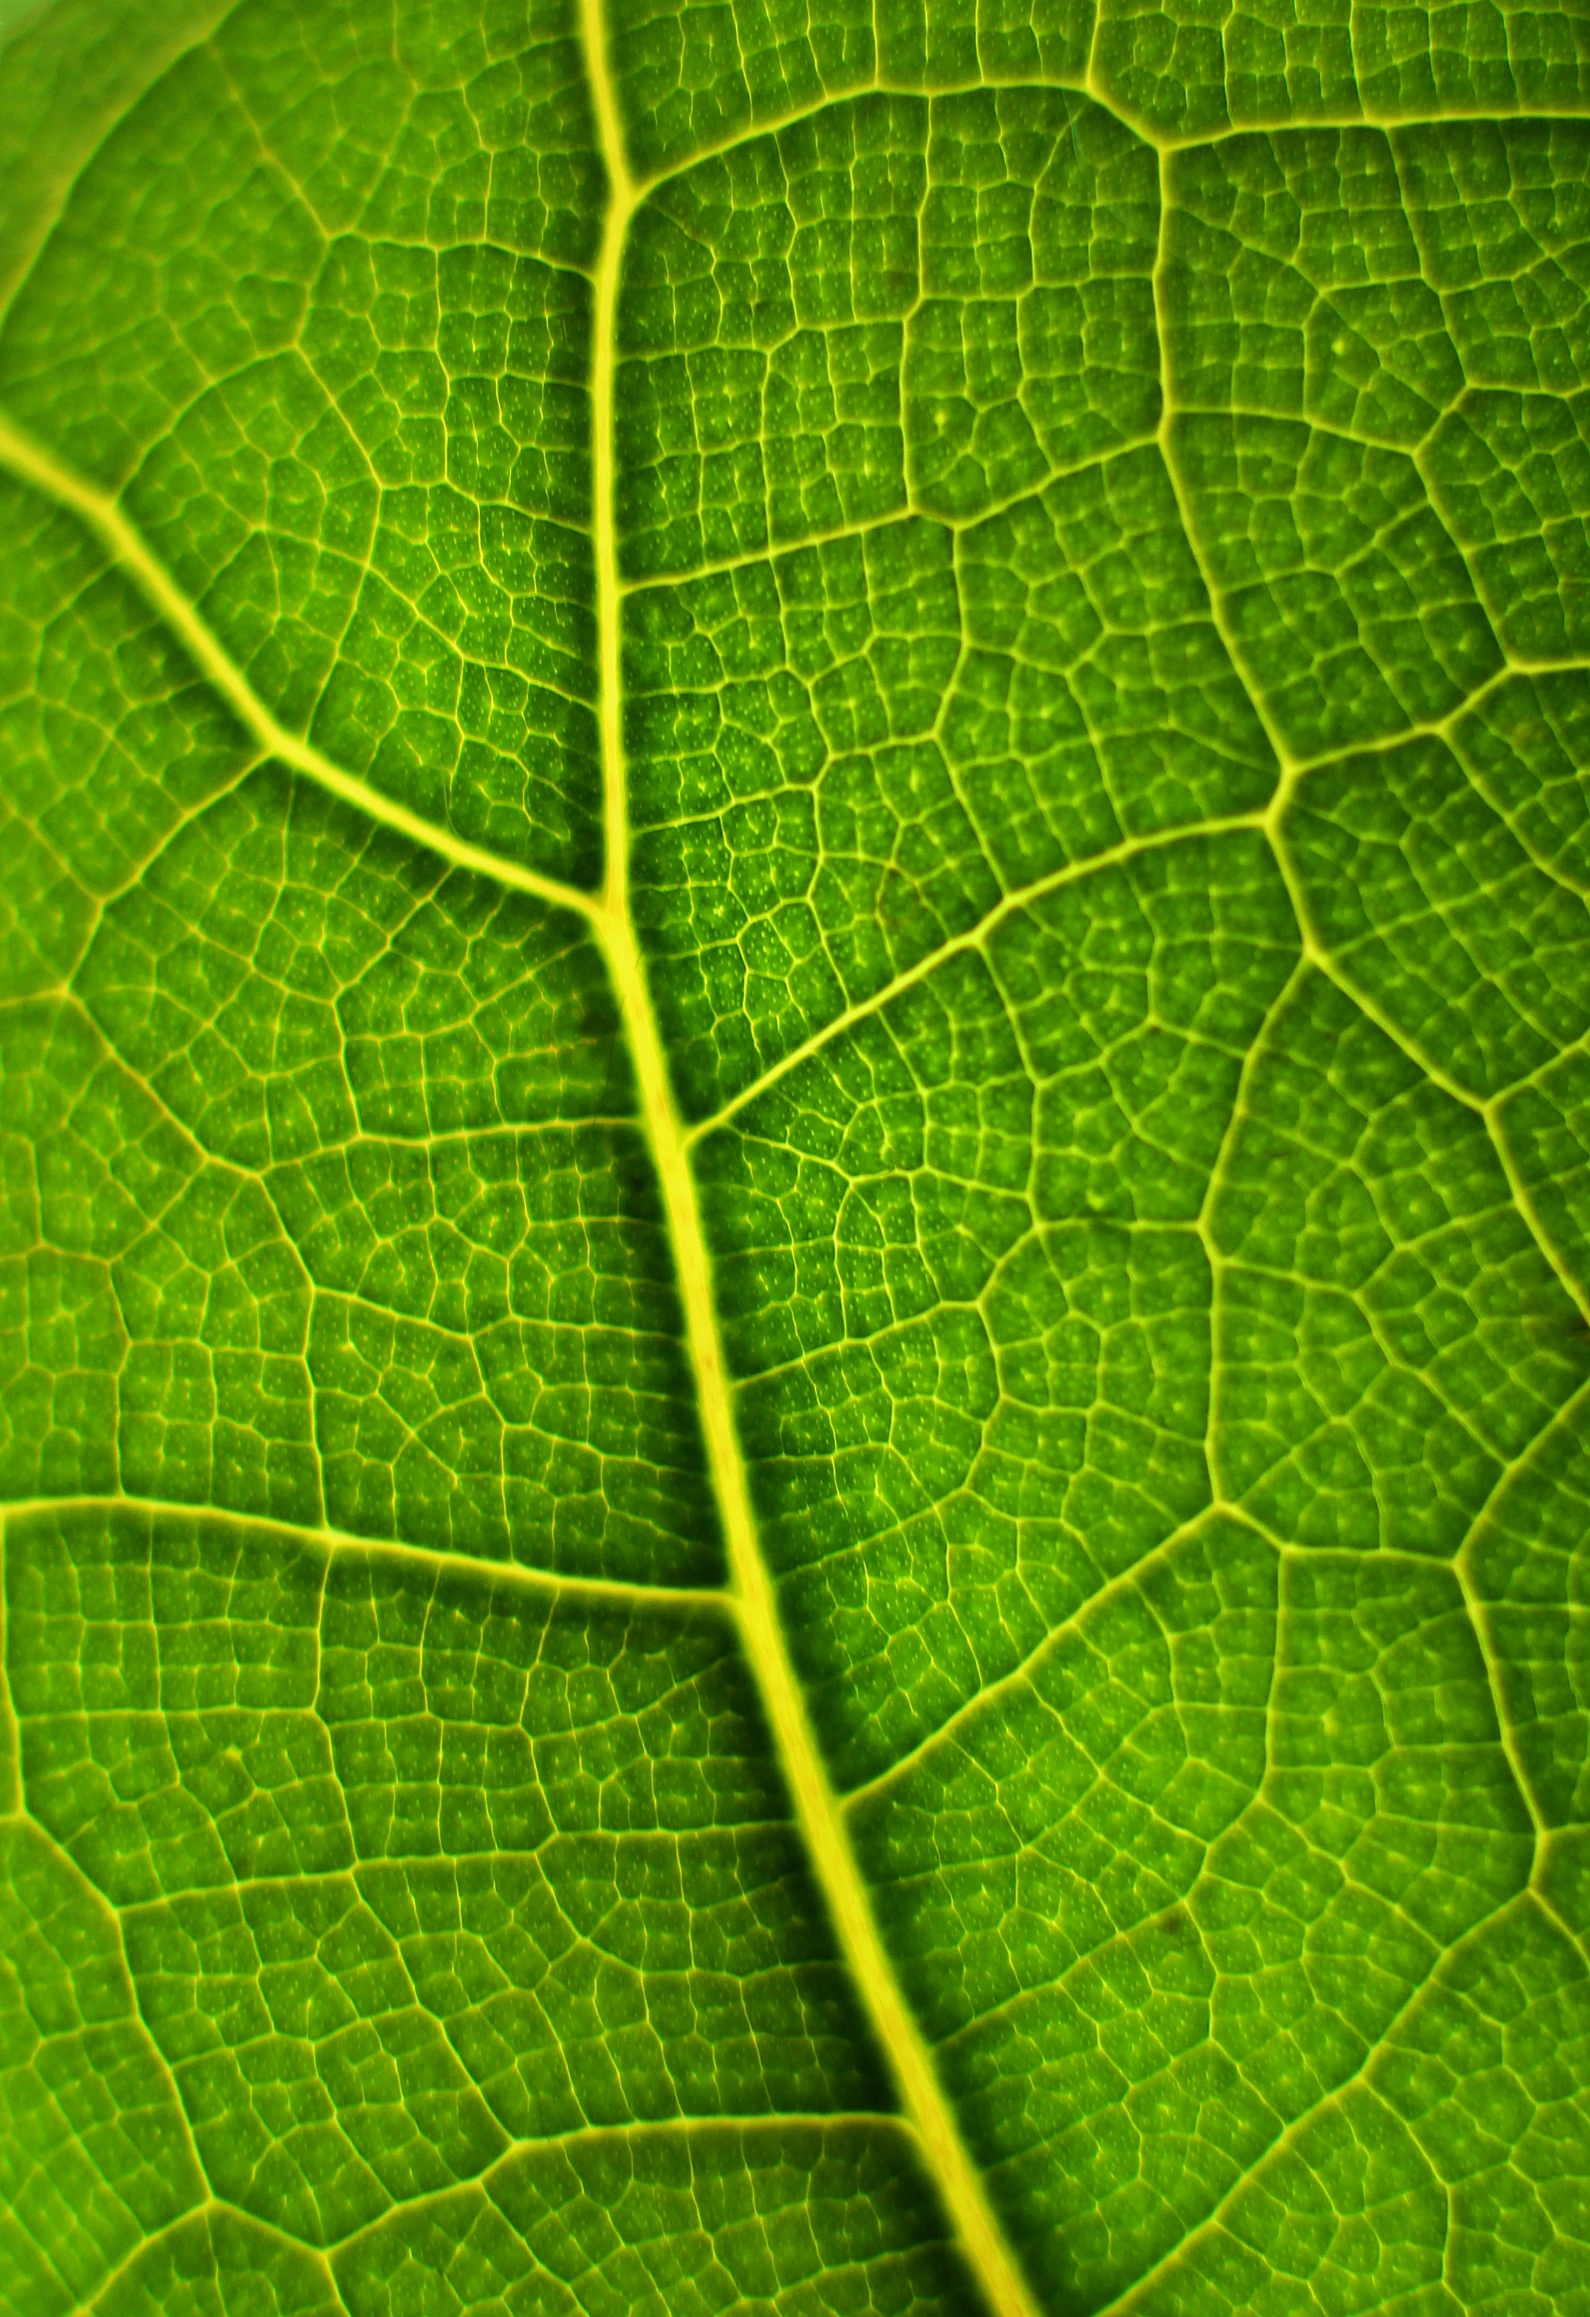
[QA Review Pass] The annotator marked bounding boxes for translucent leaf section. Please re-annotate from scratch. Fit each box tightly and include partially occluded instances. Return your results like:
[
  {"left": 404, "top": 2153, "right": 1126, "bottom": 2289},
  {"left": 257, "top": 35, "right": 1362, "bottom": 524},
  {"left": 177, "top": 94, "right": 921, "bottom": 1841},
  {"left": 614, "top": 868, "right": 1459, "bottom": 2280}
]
[
  {"left": 1469, "top": 1406, "right": 1590, "bottom": 1830},
  {"left": 0, "top": 478, "right": 253, "bottom": 1001},
  {"left": 1209, "top": 972, "right": 1590, "bottom": 1555},
  {"left": 1, "top": 5, "right": 1590, "bottom": 2316},
  {"left": 850, "top": 1529, "right": 1535, "bottom": 2312},
  {"left": 1094, "top": 0, "right": 1590, "bottom": 134},
  {"left": 625, "top": 442, "right": 1278, "bottom": 1122},
  {"left": 0, "top": 996, "right": 320, "bottom": 1521},
  {"left": 620, "top": 82, "right": 1281, "bottom": 1124},
  {"left": 609, "top": 0, "right": 880, "bottom": 177},
  {"left": 1172, "top": 412, "right": 1502, "bottom": 758},
  {"left": 96, "top": 2209, "right": 340, "bottom": 2317},
  {"left": 1285, "top": 734, "right": 1590, "bottom": 1097},
  {"left": 333, "top": 2122, "right": 972, "bottom": 2316},
  {"left": 0, "top": 1819, "right": 204, "bottom": 2316},
  {"left": 1, "top": 736, "right": 722, "bottom": 1578},
  {"left": 698, "top": 832, "right": 1299, "bottom": 1786},
  {"left": 0, "top": 0, "right": 607, "bottom": 884},
  {"left": 1125, "top": 1897, "right": 1590, "bottom": 2316},
  {"left": 615, "top": 89, "right": 1161, "bottom": 582},
  {"left": 6, "top": 1507, "right": 896, "bottom": 2244}
]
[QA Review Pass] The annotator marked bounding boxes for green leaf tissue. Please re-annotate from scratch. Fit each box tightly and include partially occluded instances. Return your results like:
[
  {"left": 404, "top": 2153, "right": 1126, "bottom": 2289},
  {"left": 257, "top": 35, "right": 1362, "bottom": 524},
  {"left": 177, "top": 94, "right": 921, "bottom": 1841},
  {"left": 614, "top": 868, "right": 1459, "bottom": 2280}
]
[{"left": 2, "top": 0, "right": 1589, "bottom": 2310}]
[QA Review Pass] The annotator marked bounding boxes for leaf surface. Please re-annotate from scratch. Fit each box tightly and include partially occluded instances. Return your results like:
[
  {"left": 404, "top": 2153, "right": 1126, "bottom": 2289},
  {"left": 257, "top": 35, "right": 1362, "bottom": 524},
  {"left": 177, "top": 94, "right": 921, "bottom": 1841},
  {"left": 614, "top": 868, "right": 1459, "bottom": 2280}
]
[{"left": 2, "top": 3, "right": 1590, "bottom": 2313}]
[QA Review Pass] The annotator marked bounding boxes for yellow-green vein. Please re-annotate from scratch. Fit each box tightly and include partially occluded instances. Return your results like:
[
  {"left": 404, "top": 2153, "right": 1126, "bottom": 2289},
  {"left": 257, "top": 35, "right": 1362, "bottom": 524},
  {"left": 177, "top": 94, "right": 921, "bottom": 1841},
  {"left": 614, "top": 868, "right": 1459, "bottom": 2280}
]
[{"left": 575, "top": 13, "right": 1045, "bottom": 2316}]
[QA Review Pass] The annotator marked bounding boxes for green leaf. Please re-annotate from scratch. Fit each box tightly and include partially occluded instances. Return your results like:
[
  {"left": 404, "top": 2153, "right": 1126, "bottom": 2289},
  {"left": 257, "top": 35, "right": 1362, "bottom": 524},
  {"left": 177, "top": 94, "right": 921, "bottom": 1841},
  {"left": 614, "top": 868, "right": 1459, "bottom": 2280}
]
[{"left": 2, "top": 4, "right": 1589, "bottom": 2314}]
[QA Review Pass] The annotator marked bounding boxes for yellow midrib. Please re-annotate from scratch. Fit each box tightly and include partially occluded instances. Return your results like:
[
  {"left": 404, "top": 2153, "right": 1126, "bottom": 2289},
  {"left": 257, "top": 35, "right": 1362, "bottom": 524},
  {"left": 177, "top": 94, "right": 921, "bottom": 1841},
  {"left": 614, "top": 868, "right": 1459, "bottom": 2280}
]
[{"left": 576, "top": 7, "right": 1041, "bottom": 2312}]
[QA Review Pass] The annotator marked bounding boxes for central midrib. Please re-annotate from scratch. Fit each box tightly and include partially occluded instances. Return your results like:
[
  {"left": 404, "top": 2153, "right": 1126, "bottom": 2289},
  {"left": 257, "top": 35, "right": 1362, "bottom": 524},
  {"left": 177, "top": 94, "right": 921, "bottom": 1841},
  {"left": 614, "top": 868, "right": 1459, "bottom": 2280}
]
[{"left": 575, "top": 9, "right": 1041, "bottom": 2316}]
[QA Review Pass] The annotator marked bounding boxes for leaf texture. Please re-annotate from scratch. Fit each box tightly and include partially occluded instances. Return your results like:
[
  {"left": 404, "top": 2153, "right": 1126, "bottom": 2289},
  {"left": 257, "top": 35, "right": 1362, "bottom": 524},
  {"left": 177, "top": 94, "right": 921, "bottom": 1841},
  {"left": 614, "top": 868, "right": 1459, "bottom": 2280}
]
[{"left": 1, "top": 3, "right": 1589, "bottom": 2314}]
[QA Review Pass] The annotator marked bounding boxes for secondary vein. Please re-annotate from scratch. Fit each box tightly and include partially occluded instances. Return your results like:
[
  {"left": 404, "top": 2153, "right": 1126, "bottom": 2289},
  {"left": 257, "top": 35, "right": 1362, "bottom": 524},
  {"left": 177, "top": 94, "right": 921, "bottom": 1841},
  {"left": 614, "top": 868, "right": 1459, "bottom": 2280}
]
[
  {"left": 0, "top": 410, "right": 599, "bottom": 925},
  {"left": 0, "top": 1496, "right": 728, "bottom": 1613},
  {"left": 575, "top": 14, "right": 1044, "bottom": 2317}
]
